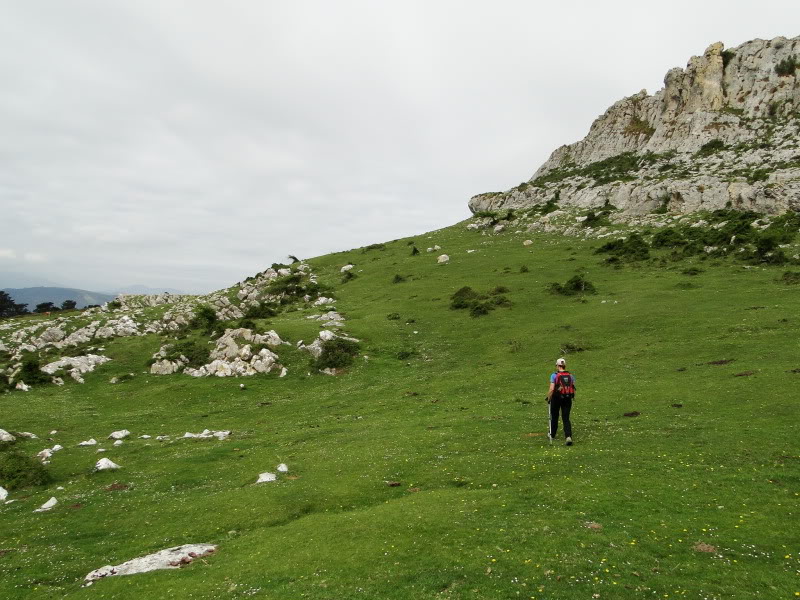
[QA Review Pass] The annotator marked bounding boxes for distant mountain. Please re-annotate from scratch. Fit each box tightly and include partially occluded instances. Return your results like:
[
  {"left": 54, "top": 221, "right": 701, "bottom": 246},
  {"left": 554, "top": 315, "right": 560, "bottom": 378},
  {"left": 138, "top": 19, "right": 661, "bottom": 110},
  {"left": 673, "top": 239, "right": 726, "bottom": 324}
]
[
  {"left": 2, "top": 287, "right": 116, "bottom": 310},
  {"left": 113, "top": 284, "right": 187, "bottom": 295},
  {"left": 0, "top": 271, "right": 65, "bottom": 289}
]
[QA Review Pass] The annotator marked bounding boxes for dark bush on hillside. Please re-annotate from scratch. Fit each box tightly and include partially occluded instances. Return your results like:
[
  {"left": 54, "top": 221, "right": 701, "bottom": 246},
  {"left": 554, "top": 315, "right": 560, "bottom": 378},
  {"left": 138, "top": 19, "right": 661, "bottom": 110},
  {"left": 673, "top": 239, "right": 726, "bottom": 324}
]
[
  {"left": 469, "top": 302, "right": 492, "bottom": 317},
  {"left": 549, "top": 275, "right": 597, "bottom": 296},
  {"left": 395, "top": 349, "right": 417, "bottom": 360},
  {"left": 163, "top": 339, "right": 211, "bottom": 369},
  {"left": 450, "top": 286, "right": 482, "bottom": 310},
  {"left": 271, "top": 262, "right": 290, "bottom": 271},
  {"left": 0, "top": 450, "right": 52, "bottom": 490},
  {"left": 780, "top": 271, "right": 800, "bottom": 285},
  {"left": 19, "top": 355, "right": 50, "bottom": 385},
  {"left": 682, "top": 267, "right": 704, "bottom": 276},
  {"left": 189, "top": 304, "right": 218, "bottom": 334},
  {"left": 595, "top": 233, "right": 650, "bottom": 261},
  {"left": 267, "top": 274, "right": 329, "bottom": 299},
  {"left": 237, "top": 318, "right": 257, "bottom": 331},
  {"left": 490, "top": 286, "right": 510, "bottom": 295},
  {"left": 775, "top": 55, "right": 798, "bottom": 76},
  {"left": 342, "top": 270, "right": 357, "bottom": 283},
  {"left": 411, "top": 246, "right": 420, "bottom": 256},
  {"left": 696, "top": 139, "right": 726, "bottom": 157},
  {"left": 244, "top": 302, "right": 278, "bottom": 319},
  {"left": 386, "top": 312, "right": 400, "bottom": 320},
  {"left": 520, "top": 265, "right": 529, "bottom": 273},
  {"left": 362, "top": 243, "right": 386, "bottom": 252},
  {"left": 392, "top": 274, "right": 407, "bottom": 283},
  {"left": 750, "top": 233, "right": 788, "bottom": 265},
  {"left": 314, "top": 338, "right": 360, "bottom": 370},
  {"left": 107, "top": 300, "right": 122, "bottom": 310},
  {"left": 490, "top": 295, "right": 512, "bottom": 307},
  {"left": 652, "top": 227, "right": 686, "bottom": 249}
]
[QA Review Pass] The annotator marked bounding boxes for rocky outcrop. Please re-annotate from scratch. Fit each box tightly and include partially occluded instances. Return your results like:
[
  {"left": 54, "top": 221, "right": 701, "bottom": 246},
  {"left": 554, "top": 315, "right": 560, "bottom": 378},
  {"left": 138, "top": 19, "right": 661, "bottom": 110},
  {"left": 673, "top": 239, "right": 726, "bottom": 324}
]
[
  {"left": 41, "top": 354, "right": 111, "bottom": 383},
  {"left": 470, "top": 36, "right": 800, "bottom": 217}
]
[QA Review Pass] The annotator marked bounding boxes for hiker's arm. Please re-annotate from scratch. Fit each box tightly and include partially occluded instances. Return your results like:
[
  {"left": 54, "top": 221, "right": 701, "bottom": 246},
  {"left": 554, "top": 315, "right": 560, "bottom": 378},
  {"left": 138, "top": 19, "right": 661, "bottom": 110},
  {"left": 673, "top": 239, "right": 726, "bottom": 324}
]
[{"left": 547, "top": 382, "right": 555, "bottom": 402}]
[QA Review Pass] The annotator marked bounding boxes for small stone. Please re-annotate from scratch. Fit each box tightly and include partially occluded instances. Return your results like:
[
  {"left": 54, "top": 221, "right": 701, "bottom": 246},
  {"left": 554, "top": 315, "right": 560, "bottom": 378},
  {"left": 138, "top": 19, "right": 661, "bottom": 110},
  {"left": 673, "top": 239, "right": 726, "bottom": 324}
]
[
  {"left": 95, "top": 458, "right": 121, "bottom": 471},
  {"left": 108, "top": 430, "right": 131, "bottom": 440},
  {"left": 34, "top": 497, "right": 58, "bottom": 512},
  {"left": 277, "top": 463, "right": 288, "bottom": 473},
  {"left": 256, "top": 472, "right": 277, "bottom": 484}
]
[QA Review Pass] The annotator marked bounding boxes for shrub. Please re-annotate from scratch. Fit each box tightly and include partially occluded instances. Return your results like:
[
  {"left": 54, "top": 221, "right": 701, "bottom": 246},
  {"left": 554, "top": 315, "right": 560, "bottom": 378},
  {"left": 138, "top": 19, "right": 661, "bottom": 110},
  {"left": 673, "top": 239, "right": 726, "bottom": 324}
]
[
  {"left": 392, "top": 274, "right": 407, "bottom": 284},
  {"left": 386, "top": 312, "right": 400, "bottom": 320},
  {"left": 314, "top": 338, "right": 360, "bottom": 370},
  {"left": 681, "top": 267, "right": 704, "bottom": 276},
  {"left": 244, "top": 302, "right": 278, "bottom": 319},
  {"left": 490, "top": 285, "right": 510, "bottom": 295},
  {"left": 395, "top": 349, "right": 416, "bottom": 360},
  {"left": 18, "top": 355, "right": 50, "bottom": 385},
  {"left": 362, "top": 243, "right": 386, "bottom": 252},
  {"left": 0, "top": 450, "right": 52, "bottom": 490},
  {"left": 695, "top": 139, "right": 726, "bottom": 157},
  {"left": 722, "top": 49, "right": 736, "bottom": 69},
  {"left": 779, "top": 271, "right": 800, "bottom": 285},
  {"left": 520, "top": 265, "right": 529, "bottom": 273},
  {"left": 549, "top": 275, "right": 597, "bottom": 296},
  {"left": 595, "top": 233, "right": 650, "bottom": 261},
  {"left": 107, "top": 300, "right": 122, "bottom": 310},
  {"left": 411, "top": 246, "right": 420, "bottom": 256},
  {"left": 450, "top": 287, "right": 482, "bottom": 310},
  {"left": 164, "top": 339, "right": 211, "bottom": 369},
  {"left": 237, "top": 318, "right": 257, "bottom": 331},
  {"left": 652, "top": 227, "right": 686, "bottom": 249},
  {"left": 469, "top": 302, "right": 492, "bottom": 317},
  {"left": 775, "top": 55, "right": 798, "bottom": 77},
  {"left": 624, "top": 115, "right": 655, "bottom": 137},
  {"left": 189, "top": 305, "right": 218, "bottom": 334},
  {"left": 342, "top": 270, "right": 357, "bottom": 283}
]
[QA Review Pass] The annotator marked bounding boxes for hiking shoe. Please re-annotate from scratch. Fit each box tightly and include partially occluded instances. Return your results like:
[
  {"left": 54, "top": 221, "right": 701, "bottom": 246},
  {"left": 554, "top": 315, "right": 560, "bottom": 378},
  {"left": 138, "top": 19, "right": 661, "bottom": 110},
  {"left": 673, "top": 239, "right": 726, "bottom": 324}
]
[{"left": 565, "top": 437, "right": 573, "bottom": 446}]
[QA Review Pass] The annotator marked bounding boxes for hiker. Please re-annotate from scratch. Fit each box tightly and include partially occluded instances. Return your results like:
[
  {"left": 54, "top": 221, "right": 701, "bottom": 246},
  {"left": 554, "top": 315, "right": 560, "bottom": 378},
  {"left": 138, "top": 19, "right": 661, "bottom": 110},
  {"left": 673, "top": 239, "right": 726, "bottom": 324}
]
[{"left": 547, "top": 357, "right": 575, "bottom": 446}]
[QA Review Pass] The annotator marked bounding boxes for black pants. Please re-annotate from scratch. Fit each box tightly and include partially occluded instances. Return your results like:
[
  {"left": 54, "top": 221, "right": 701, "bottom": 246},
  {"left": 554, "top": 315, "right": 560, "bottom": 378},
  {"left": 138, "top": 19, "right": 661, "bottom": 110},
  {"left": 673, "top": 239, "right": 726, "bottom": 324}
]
[{"left": 549, "top": 396, "right": 573, "bottom": 438}]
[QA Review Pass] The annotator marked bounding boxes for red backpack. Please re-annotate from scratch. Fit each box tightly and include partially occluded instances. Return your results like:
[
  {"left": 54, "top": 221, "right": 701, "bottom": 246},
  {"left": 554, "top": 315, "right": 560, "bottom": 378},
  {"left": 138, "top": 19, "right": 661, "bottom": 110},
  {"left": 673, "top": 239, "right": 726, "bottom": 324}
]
[{"left": 554, "top": 371, "right": 575, "bottom": 400}]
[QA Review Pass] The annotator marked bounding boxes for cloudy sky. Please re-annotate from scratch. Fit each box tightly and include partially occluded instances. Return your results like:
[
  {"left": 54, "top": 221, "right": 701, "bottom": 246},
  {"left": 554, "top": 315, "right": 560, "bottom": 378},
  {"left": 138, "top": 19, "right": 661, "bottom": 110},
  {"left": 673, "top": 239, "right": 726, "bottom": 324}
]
[{"left": 1, "top": 1, "right": 797, "bottom": 293}]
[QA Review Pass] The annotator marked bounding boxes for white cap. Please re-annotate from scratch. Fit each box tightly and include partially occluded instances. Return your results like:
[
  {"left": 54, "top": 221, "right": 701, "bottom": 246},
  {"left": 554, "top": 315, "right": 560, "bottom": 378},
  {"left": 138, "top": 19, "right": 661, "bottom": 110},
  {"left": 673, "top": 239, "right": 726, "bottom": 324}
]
[{"left": 556, "top": 358, "right": 566, "bottom": 366}]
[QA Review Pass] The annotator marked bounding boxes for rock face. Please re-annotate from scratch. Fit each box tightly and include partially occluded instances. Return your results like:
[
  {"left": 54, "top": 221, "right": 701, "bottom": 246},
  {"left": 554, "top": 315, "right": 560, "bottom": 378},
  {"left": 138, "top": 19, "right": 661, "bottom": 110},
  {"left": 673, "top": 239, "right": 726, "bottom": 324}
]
[
  {"left": 470, "top": 36, "right": 800, "bottom": 217},
  {"left": 84, "top": 544, "right": 217, "bottom": 583}
]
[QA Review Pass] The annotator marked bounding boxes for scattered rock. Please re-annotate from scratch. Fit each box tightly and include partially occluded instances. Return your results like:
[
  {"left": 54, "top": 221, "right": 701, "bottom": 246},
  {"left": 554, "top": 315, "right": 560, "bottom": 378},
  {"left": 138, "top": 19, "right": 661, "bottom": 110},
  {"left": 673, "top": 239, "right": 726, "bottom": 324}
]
[
  {"left": 17, "top": 432, "right": 38, "bottom": 439},
  {"left": 0, "top": 486, "right": 7, "bottom": 501},
  {"left": 95, "top": 458, "right": 121, "bottom": 471},
  {"left": 15, "top": 381, "right": 30, "bottom": 392},
  {"left": 84, "top": 544, "right": 217, "bottom": 583},
  {"left": 277, "top": 463, "right": 288, "bottom": 473},
  {"left": 108, "top": 430, "right": 131, "bottom": 440},
  {"left": 78, "top": 439, "right": 98, "bottom": 446},
  {"left": 623, "top": 411, "right": 640, "bottom": 417},
  {"left": 256, "top": 472, "right": 277, "bottom": 484},
  {"left": 0, "top": 429, "right": 16, "bottom": 442},
  {"left": 182, "top": 429, "right": 231, "bottom": 440},
  {"left": 707, "top": 359, "right": 735, "bottom": 365},
  {"left": 523, "top": 240, "right": 533, "bottom": 246},
  {"left": 34, "top": 497, "right": 58, "bottom": 513},
  {"left": 437, "top": 254, "right": 449, "bottom": 264},
  {"left": 113, "top": 440, "right": 124, "bottom": 447}
]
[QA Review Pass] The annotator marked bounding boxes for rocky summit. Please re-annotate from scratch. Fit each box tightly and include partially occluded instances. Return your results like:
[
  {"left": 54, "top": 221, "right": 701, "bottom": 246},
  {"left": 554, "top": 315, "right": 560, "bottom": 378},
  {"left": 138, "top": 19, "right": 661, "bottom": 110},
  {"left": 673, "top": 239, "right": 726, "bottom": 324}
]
[{"left": 470, "top": 35, "right": 800, "bottom": 217}]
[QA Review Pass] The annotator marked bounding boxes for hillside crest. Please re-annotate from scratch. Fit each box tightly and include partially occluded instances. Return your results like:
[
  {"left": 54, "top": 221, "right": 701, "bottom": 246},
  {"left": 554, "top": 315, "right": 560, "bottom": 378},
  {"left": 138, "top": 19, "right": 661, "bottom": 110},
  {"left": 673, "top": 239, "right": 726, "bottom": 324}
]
[{"left": 470, "top": 35, "right": 800, "bottom": 216}]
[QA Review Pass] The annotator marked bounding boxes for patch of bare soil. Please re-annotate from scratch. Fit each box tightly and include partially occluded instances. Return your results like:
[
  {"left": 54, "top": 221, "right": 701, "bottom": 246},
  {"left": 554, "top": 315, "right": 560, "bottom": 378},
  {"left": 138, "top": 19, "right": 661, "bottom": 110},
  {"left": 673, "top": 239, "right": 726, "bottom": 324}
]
[
  {"left": 734, "top": 371, "right": 755, "bottom": 377},
  {"left": 707, "top": 359, "right": 735, "bottom": 365},
  {"left": 623, "top": 411, "right": 640, "bottom": 417},
  {"left": 693, "top": 542, "right": 717, "bottom": 553}
]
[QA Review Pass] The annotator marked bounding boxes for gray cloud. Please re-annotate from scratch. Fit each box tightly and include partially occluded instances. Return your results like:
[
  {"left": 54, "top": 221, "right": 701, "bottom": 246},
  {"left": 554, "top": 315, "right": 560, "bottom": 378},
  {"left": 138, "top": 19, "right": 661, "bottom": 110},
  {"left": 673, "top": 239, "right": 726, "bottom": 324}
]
[{"left": 1, "top": 0, "right": 797, "bottom": 292}]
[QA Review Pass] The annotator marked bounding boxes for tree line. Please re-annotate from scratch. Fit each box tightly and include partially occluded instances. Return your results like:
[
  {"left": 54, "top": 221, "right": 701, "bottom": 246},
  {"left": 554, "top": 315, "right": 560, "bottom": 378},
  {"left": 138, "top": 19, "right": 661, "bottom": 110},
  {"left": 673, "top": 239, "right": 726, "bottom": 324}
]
[{"left": 0, "top": 292, "right": 95, "bottom": 318}]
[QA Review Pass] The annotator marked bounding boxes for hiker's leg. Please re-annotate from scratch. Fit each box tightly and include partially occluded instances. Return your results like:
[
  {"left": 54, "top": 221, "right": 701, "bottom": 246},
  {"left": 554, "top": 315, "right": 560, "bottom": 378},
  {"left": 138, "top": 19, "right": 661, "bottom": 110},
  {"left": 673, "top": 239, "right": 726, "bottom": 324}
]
[
  {"left": 549, "top": 399, "right": 560, "bottom": 438},
  {"left": 562, "top": 398, "right": 573, "bottom": 438}
]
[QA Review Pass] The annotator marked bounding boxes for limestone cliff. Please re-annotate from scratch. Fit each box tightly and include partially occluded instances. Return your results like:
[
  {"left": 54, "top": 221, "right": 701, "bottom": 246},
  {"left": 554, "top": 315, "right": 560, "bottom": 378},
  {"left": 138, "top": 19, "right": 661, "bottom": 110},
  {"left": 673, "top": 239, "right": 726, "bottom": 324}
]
[{"left": 470, "top": 36, "right": 800, "bottom": 216}]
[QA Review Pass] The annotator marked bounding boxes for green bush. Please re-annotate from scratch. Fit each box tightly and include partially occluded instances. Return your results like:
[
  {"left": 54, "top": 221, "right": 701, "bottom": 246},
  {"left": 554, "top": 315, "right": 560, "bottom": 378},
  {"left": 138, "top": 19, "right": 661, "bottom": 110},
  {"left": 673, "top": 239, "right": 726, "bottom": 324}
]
[
  {"left": 314, "top": 338, "right": 360, "bottom": 370},
  {"left": 342, "top": 270, "right": 357, "bottom": 283},
  {"left": 450, "top": 287, "right": 482, "bottom": 310},
  {"left": 469, "top": 302, "right": 492, "bottom": 317},
  {"left": 775, "top": 55, "right": 798, "bottom": 77},
  {"left": 722, "top": 49, "right": 736, "bottom": 69},
  {"left": 107, "top": 300, "right": 122, "bottom": 310},
  {"left": 189, "top": 305, "right": 218, "bottom": 334},
  {"left": 411, "top": 246, "right": 420, "bottom": 256},
  {"left": 18, "top": 355, "right": 50, "bottom": 385},
  {"left": 695, "top": 139, "right": 726, "bottom": 157},
  {"left": 244, "top": 302, "right": 278, "bottom": 319},
  {"left": 652, "top": 228, "right": 686, "bottom": 249},
  {"left": 0, "top": 450, "right": 52, "bottom": 490},
  {"left": 386, "top": 312, "right": 400, "bottom": 320},
  {"left": 163, "top": 339, "right": 211, "bottom": 369},
  {"left": 520, "top": 265, "right": 530, "bottom": 273},
  {"left": 549, "top": 275, "right": 597, "bottom": 296},
  {"left": 392, "top": 274, "right": 407, "bottom": 284},
  {"left": 779, "top": 271, "right": 800, "bottom": 285},
  {"left": 595, "top": 233, "right": 650, "bottom": 261}
]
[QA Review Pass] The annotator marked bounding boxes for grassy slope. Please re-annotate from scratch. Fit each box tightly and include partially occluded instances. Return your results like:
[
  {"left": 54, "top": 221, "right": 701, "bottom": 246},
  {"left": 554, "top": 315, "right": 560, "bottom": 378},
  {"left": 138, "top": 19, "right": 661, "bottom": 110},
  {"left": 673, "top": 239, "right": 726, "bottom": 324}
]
[{"left": 1, "top": 219, "right": 799, "bottom": 599}]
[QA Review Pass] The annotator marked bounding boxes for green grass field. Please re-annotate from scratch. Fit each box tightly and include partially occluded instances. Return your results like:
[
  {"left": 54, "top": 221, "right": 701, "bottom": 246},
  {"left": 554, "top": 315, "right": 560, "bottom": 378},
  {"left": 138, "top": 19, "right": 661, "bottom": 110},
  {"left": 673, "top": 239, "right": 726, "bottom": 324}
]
[{"left": 1, "top": 217, "right": 799, "bottom": 599}]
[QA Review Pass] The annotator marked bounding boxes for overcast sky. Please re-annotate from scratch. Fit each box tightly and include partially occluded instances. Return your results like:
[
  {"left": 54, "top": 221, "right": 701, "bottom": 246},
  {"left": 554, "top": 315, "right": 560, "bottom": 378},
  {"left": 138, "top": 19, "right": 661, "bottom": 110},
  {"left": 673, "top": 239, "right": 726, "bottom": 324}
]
[{"left": 1, "top": 1, "right": 797, "bottom": 293}]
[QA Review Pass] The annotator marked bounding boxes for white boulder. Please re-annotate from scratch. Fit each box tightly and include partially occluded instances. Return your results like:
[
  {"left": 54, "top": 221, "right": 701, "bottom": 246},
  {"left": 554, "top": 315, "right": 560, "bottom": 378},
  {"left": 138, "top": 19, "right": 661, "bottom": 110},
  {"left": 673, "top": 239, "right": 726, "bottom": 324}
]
[
  {"left": 108, "top": 430, "right": 131, "bottom": 440},
  {"left": 34, "top": 497, "right": 58, "bottom": 512},
  {"left": 78, "top": 438, "right": 98, "bottom": 446},
  {"left": 256, "top": 472, "right": 277, "bottom": 483},
  {"left": 0, "top": 486, "right": 7, "bottom": 501},
  {"left": 95, "top": 458, "right": 121, "bottom": 471},
  {"left": 0, "top": 429, "right": 16, "bottom": 442},
  {"left": 437, "top": 254, "right": 449, "bottom": 264},
  {"left": 523, "top": 239, "right": 533, "bottom": 246},
  {"left": 84, "top": 544, "right": 217, "bottom": 583},
  {"left": 277, "top": 463, "right": 289, "bottom": 473}
]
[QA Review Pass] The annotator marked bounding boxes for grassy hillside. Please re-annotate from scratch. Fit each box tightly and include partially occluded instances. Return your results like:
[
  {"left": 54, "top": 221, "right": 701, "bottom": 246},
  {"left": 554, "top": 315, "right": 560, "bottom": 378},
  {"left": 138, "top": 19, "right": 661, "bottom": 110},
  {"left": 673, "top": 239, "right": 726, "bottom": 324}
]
[{"left": 1, "top": 215, "right": 799, "bottom": 599}]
